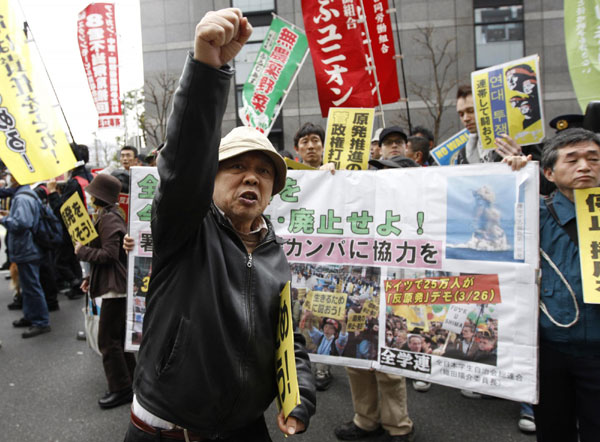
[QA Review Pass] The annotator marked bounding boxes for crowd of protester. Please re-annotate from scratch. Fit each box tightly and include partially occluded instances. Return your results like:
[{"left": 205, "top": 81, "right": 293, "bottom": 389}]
[{"left": 1, "top": 7, "right": 599, "bottom": 442}]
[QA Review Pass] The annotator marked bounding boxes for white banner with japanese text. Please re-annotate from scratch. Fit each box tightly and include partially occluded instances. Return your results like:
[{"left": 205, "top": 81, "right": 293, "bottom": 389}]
[
  {"left": 125, "top": 167, "right": 157, "bottom": 351},
  {"left": 124, "top": 164, "right": 540, "bottom": 403},
  {"left": 267, "top": 163, "right": 540, "bottom": 403}
]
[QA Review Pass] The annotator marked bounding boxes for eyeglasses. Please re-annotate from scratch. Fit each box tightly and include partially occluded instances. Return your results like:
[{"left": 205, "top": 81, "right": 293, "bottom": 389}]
[{"left": 382, "top": 138, "right": 405, "bottom": 147}]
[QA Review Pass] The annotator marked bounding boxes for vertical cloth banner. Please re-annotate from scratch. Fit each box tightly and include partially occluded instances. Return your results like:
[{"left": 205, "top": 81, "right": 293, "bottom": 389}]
[
  {"left": 324, "top": 107, "right": 374, "bottom": 170},
  {"left": 60, "top": 192, "right": 98, "bottom": 246},
  {"left": 275, "top": 281, "right": 302, "bottom": 418},
  {"left": 77, "top": 3, "right": 122, "bottom": 129},
  {"left": 0, "top": 0, "right": 77, "bottom": 184},
  {"left": 301, "top": 0, "right": 377, "bottom": 116},
  {"left": 361, "top": 0, "right": 400, "bottom": 103},
  {"left": 565, "top": 0, "right": 600, "bottom": 112},
  {"left": 240, "top": 16, "right": 308, "bottom": 134},
  {"left": 574, "top": 187, "right": 600, "bottom": 304},
  {"left": 471, "top": 55, "right": 544, "bottom": 150},
  {"left": 125, "top": 167, "right": 159, "bottom": 351}
]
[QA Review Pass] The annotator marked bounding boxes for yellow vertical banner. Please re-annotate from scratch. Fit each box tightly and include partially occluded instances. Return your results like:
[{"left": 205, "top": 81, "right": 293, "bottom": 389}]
[
  {"left": 324, "top": 108, "right": 374, "bottom": 170},
  {"left": 60, "top": 192, "right": 98, "bottom": 246},
  {"left": 574, "top": 187, "right": 600, "bottom": 304},
  {"left": 275, "top": 282, "right": 301, "bottom": 418},
  {"left": 0, "top": 1, "right": 77, "bottom": 184}
]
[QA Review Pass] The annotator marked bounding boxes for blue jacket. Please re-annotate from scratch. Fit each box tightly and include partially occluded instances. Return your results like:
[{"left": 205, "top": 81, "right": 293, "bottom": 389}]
[
  {"left": 1, "top": 186, "right": 42, "bottom": 263},
  {"left": 539, "top": 191, "right": 600, "bottom": 357}
]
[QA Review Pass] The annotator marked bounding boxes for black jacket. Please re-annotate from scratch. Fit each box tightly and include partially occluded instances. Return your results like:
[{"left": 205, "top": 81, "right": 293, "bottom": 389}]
[{"left": 133, "top": 54, "right": 316, "bottom": 437}]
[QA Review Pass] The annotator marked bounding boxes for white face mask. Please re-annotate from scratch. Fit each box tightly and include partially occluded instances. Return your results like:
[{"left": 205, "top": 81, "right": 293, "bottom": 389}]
[{"left": 6, "top": 175, "right": 13, "bottom": 187}]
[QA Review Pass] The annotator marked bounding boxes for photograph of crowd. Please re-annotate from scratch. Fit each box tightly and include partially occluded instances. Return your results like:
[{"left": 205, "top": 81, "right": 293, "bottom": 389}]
[
  {"left": 129, "top": 256, "right": 151, "bottom": 346},
  {"left": 384, "top": 268, "right": 499, "bottom": 366},
  {"left": 291, "top": 263, "right": 381, "bottom": 361}
]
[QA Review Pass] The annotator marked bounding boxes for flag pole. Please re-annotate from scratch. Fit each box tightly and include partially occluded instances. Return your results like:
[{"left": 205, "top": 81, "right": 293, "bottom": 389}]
[
  {"left": 389, "top": 0, "right": 412, "bottom": 133},
  {"left": 358, "top": 0, "right": 386, "bottom": 128}
]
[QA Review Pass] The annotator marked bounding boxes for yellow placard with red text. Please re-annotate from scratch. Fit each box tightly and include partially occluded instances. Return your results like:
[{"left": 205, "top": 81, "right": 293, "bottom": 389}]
[
  {"left": 0, "top": 1, "right": 76, "bottom": 184},
  {"left": 324, "top": 108, "right": 374, "bottom": 170},
  {"left": 275, "top": 282, "right": 301, "bottom": 418},
  {"left": 60, "top": 192, "right": 97, "bottom": 246},
  {"left": 574, "top": 187, "right": 600, "bottom": 303}
]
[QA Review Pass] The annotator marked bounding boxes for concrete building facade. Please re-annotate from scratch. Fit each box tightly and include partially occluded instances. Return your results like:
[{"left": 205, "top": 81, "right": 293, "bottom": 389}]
[{"left": 139, "top": 0, "right": 578, "bottom": 153}]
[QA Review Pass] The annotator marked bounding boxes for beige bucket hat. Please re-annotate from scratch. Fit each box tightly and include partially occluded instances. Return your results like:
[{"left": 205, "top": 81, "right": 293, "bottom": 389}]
[{"left": 218, "top": 126, "right": 287, "bottom": 195}]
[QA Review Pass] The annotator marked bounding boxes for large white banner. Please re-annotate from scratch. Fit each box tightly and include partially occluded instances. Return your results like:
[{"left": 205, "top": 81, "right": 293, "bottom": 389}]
[{"left": 125, "top": 163, "right": 540, "bottom": 403}]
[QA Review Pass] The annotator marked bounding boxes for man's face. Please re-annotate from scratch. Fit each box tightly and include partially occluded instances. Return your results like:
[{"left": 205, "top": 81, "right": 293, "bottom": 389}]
[
  {"left": 408, "top": 336, "right": 422, "bottom": 352},
  {"left": 370, "top": 140, "right": 382, "bottom": 160},
  {"left": 478, "top": 336, "right": 495, "bottom": 352},
  {"left": 295, "top": 133, "right": 323, "bottom": 168},
  {"left": 381, "top": 133, "right": 406, "bottom": 159},
  {"left": 544, "top": 142, "right": 600, "bottom": 201},
  {"left": 456, "top": 94, "right": 477, "bottom": 133},
  {"left": 213, "top": 151, "right": 275, "bottom": 230},
  {"left": 405, "top": 142, "right": 422, "bottom": 164},
  {"left": 462, "top": 326, "right": 474, "bottom": 340},
  {"left": 120, "top": 150, "right": 136, "bottom": 170}
]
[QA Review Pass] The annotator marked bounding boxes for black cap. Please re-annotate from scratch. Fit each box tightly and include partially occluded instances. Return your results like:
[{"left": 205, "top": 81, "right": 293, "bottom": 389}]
[
  {"left": 369, "top": 155, "right": 419, "bottom": 169},
  {"left": 549, "top": 114, "right": 584, "bottom": 132},
  {"left": 379, "top": 126, "right": 408, "bottom": 146}
]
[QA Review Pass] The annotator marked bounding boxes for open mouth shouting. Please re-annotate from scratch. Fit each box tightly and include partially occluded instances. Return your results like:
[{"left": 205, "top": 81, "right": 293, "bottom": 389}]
[{"left": 239, "top": 190, "right": 259, "bottom": 205}]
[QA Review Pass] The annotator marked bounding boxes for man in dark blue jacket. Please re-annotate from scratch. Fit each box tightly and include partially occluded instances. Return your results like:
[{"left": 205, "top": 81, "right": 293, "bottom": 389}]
[{"left": 0, "top": 175, "right": 50, "bottom": 338}]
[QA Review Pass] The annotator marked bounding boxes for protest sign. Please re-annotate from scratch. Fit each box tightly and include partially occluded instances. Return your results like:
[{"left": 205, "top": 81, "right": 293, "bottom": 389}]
[
  {"left": 285, "top": 158, "right": 316, "bottom": 170},
  {"left": 565, "top": 0, "right": 600, "bottom": 112},
  {"left": 431, "top": 129, "right": 470, "bottom": 166},
  {"left": 324, "top": 108, "right": 374, "bottom": 170},
  {"left": 125, "top": 167, "right": 158, "bottom": 351},
  {"left": 60, "top": 192, "right": 98, "bottom": 246},
  {"left": 125, "top": 163, "right": 540, "bottom": 402},
  {"left": 268, "top": 163, "right": 540, "bottom": 403},
  {"left": 118, "top": 193, "right": 129, "bottom": 224},
  {"left": 574, "top": 187, "right": 600, "bottom": 304},
  {"left": 240, "top": 16, "right": 308, "bottom": 134},
  {"left": 275, "top": 282, "right": 301, "bottom": 418},
  {"left": 0, "top": 0, "right": 77, "bottom": 184},
  {"left": 471, "top": 55, "right": 544, "bottom": 150},
  {"left": 77, "top": 3, "right": 122, "bottom": 128}
]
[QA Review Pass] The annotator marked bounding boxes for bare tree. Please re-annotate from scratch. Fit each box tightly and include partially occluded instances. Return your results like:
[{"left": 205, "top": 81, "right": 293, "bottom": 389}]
[
  {"left": 139, "top": 72, "right": 178, "bottom": 148},
  {"left": 402, "top": 25, "right": 457, "bottom": 142}
]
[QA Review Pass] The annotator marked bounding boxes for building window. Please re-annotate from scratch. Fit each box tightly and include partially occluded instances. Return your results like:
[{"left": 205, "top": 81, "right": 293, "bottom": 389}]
[
  {"left": 474, "top": 1, "right": 523, "bottom": 69},
  {"left": 231, "top": 0, "right": 284, "bottom": 152}
]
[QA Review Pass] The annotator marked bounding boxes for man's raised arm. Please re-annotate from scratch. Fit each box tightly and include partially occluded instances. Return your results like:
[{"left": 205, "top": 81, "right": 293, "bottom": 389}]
[{"left": 151, "top": 9, "right": 252, "bottom": 257}]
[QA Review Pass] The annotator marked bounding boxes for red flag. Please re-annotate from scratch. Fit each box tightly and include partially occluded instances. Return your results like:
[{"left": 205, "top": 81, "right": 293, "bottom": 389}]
[
  {"left": 362, "top": 0, "right": 400, "bottom": 103},
  {"left": 77, "top": 3, "right": 122, "bottom": 129},
  {"left": 302, "top": 0, "right": 377, "bottom": 116}
]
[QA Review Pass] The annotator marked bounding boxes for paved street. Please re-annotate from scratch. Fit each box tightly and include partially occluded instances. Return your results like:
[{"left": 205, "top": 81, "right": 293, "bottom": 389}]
[{"left": 0, "top": 275, "right": 535, "bottom": 442}]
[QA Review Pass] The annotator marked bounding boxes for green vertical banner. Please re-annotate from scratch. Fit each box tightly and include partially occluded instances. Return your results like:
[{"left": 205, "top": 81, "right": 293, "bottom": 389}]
[
  {"left": 565, "top": 0, "right": 600, "bottom": 112},
  {"left": 240, "top": 16, "right": 308, "bottom": 134}
]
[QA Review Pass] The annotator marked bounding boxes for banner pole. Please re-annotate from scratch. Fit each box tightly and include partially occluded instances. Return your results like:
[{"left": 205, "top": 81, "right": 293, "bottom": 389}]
[
  {"left": 358, "top": 0, "right": 386, "bottom": 128},
  {"left": 15, "top": 0, "right": 77, "bottom": 144},
  {"left": 389, "top": 0, "right": 412, "bottom": 133}
]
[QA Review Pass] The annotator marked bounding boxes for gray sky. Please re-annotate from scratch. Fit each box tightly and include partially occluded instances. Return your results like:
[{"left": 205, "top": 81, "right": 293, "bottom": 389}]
[{"left": 15, "top": 0, "right": 144, "bottom": 147}]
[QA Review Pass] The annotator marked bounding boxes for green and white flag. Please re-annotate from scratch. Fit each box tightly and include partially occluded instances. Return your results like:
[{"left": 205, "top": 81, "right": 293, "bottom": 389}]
[
  {"left": 240, "top": 16, "right": 308, "bottom": 134},
  {"left": 565, "top": 0, "right": 600, "bottom": 112}
]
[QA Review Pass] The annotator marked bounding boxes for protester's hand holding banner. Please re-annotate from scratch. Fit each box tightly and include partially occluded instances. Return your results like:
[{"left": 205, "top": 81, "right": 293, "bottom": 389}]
[
  {"left": 0, "top": 0, "right": 77, "bottom": 184},
  {"left": 471, "top": 55, "right": 544, "bottom": 150},
  {"left": 60, "top": 192, "right": 98, "bottom": 246},
  {"left": 574, "top": 187, "right": 600, "bottom": 303}
]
